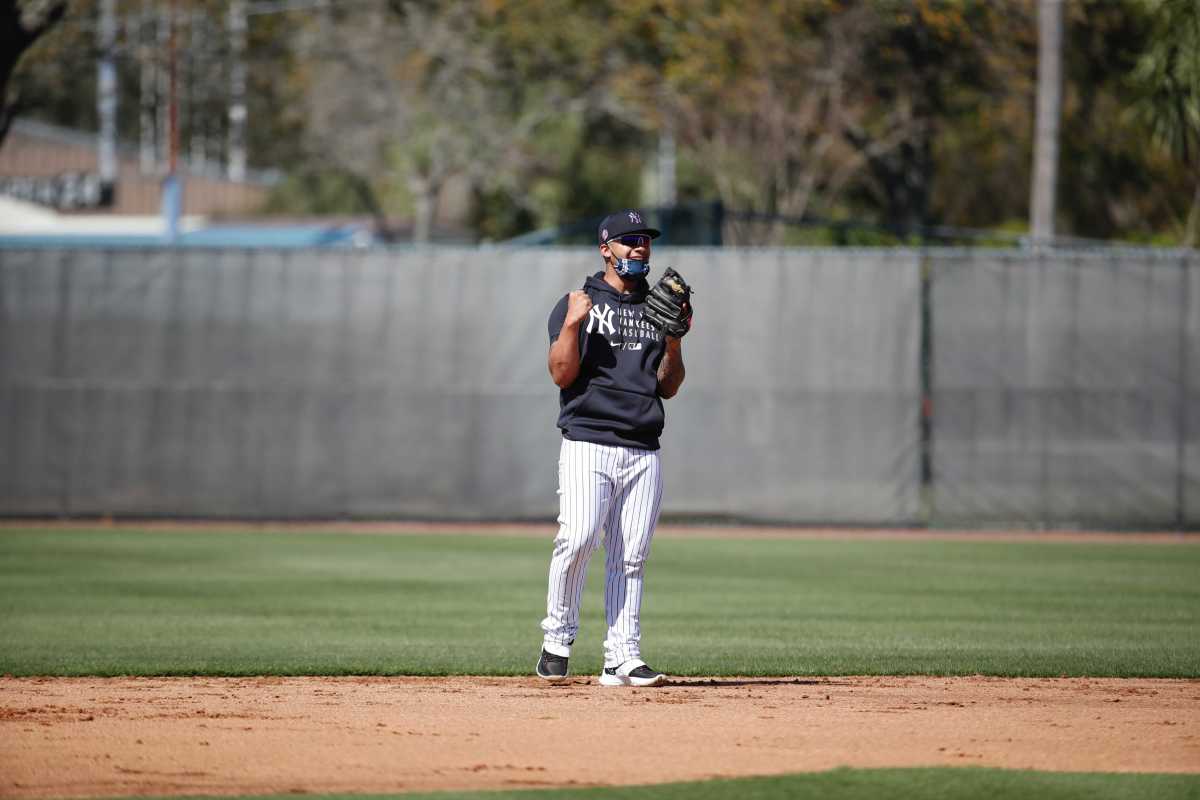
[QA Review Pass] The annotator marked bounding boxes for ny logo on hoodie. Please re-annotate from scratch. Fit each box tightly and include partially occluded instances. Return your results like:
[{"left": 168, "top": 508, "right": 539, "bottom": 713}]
[{"left": 587, "top": 303, "right": 616, "bottom": 337}]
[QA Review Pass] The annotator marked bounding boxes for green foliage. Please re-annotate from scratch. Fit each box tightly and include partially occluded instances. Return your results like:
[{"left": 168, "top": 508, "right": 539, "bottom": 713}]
[
  {"left": 262, "top": 170, "right": 378, "bottom": 216},
  {"left": 1055, "top": 2, "right": 1178, "bottom": 241},
  {"left": 1130, "top": 0, "right": 1200, "bottom": 165},
  {"left": 469, "top": 107, "right": 648, "bottom": 240},
  {"left": 1, "top": 529, "right": 1198, "bottom": 678},
  {"left": 1128, "top": 0, "right": 1200, "bottom": 244},
  {"left": 7, "top": 1, "right": 1199, "bottom": 244},
  {"left": 849, "top": 3, "right": 1014, "bottom": 233},
  {"left": 561, "top": 116, "right": 647, "bottom": 222}
]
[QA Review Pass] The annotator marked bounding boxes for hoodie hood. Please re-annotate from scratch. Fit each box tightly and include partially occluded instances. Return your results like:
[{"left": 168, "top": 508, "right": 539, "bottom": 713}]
[{"left": 585, "top": 271, "right": 649, "bottom": 302}]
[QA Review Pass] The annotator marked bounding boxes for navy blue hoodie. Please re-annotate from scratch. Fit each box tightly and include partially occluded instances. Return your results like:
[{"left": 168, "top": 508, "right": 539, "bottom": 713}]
[{"left": 548, "top": 271, "right": 668, "bottom": 449}]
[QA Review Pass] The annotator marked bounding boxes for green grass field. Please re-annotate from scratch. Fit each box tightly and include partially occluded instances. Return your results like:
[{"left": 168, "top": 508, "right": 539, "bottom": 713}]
[
  {"left": 0, "top": 527, "right": 1197, "bottom": 677},
  {"left": 116, "top": 767, "right": 1200, "bottom": 800}
]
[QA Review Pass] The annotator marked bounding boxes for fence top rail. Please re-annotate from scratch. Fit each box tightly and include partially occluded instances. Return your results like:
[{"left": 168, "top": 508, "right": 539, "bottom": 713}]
[{"left": 0, "top": 242, "right": 1196, "bottom": 261}]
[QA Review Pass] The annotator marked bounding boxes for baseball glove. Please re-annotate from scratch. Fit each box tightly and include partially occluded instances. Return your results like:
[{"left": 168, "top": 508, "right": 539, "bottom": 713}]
[{"left": 643, "top": 267, "right": 693, "bottom": 338}]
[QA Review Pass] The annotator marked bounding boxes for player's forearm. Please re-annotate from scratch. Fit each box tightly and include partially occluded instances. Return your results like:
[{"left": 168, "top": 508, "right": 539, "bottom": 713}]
[
  {"left": 656, "top": 338, "right": 685, "bottom": 398},
  {"left": 548, "top": 322, "right": 583, "bottom": 388}
]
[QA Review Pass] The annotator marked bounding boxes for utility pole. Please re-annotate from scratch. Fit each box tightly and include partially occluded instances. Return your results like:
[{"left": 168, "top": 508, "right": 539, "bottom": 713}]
[
  {"left": 96, "top": 0, "right": 118, "bottom": 207},
  {"left": 162, "top": 0, "right": 182, "bottom": 242},
  {"left": 188, "top": 11, "right": 205, "bottom": 172},
  {"left": 1030, "top": 0, "right": 1064, "bottom": 246},
  {"left": 139, "top": 0, "right": 156, "bottom": 174},
  {"left": 169, "top": 1, "right": 179, "bottom": 179},
  {"left": 155, "top": 3, "right": 170, "bottom": 171},
  {"left": 228, "top": 0, "right": 248, "bottom": 182}
]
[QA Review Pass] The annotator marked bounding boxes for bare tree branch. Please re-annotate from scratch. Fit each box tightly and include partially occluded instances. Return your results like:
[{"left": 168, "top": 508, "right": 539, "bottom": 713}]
[{"left": 0, "top": 0, "right": 68, "bottom": 147}]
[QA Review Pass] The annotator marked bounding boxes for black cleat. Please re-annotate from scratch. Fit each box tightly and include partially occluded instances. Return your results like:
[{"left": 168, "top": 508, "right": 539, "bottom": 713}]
[
  {"left": 599, "top": 660, "right": 666, "bottom": 687},
  {"left": 536, "top": 649, "right": 569, "bottom": 681}
]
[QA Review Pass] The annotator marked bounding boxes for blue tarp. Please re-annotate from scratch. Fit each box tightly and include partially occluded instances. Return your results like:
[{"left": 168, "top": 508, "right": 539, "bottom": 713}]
[{"left": 0, "top": 224, "right": 372, "bottom": 249}]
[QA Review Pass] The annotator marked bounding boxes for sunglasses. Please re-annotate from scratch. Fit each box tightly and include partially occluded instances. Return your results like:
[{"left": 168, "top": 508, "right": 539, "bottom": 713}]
[{"left": 608, "top": 234, "right": 651, "bottom": 248}]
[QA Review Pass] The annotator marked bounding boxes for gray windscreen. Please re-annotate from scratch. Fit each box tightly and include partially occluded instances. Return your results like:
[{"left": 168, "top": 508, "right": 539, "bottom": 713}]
[
  {"left": 930, "top": 250, "right": 1196, "bottom": 528},
  {"left": 2, "top": 246, "right": 1193, "bottom": 527}
]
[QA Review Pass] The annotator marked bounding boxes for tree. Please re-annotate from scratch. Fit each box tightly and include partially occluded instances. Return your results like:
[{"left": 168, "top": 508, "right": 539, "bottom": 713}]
[
  {"left": 1056, "top": 1, "right": 1178, "bottom": 242},
  {"left": 620, "top": 1, "right": 990, "bottom": 245},
  {"left": 1131, "top": 0, "right": 1200, "bottom": 246},
  {"left": 298, "top": 1, "right": 527, "bottom": 241},
  {"left": 0, "top": 0, "right": 68, "bottom": 145},
  {"left": 841, "top": 2, "right": 1031, "bottom": 242},
  {"left": 295, "top": 0, "right": 627, "bottom": 242},
  {"left": 637, "top": 1, "right": 869, "bottom": 244}
]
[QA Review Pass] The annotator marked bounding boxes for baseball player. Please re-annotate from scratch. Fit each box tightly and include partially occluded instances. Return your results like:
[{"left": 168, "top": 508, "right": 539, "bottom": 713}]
[{"left": 536, "top": 209, "right": 692, "bottom": 687}]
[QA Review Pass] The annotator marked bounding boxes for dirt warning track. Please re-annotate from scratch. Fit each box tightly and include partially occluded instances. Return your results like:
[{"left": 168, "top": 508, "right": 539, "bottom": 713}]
[{"left": 1, "top": 676, "right": 1198, "bottom": 798}]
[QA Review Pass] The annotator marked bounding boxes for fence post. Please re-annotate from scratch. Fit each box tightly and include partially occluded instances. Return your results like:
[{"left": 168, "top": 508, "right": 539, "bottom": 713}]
[
  {"left": 51, "top": 250, "right": 73, "bottom": 517},
  {"left": 920, "top": 252, "right": 934, "bottom": 527},
  {"left": 1178, "top": 255, "right": 1192, "bottom": 530}
]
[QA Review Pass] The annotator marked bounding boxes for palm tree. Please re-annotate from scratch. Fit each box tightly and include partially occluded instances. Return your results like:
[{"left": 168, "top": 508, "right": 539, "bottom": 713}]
[{"left": 1132, "top": 0, "right": 1200, "bottom": 246}]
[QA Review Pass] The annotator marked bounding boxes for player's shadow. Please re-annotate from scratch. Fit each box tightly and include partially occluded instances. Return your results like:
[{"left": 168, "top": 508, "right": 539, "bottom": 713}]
[{"left": 666, "top": 678, "right": 844, "bottom": 687}]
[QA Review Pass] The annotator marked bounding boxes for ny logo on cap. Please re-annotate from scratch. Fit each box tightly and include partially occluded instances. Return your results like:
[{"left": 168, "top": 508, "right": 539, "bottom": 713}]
[{"left": 628, "top": 211, "right": 642, "bottom": 224}]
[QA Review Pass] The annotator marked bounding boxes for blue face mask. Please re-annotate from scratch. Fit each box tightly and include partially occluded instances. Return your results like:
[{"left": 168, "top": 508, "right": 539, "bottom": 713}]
[{"left": 613, "top": 256, "right": 650, "bottom": 278}]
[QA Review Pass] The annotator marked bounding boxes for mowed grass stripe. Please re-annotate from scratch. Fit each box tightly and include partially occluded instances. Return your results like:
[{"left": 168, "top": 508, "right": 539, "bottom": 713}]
[
  {"left": 95, "top": 767, "right": 1200, "bottom": 800},
  {"left": 0, "top": 528, "right": 1197, "bottom": 677}
]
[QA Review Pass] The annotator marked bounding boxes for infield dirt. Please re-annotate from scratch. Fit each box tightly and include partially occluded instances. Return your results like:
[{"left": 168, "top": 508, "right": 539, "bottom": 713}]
[{"left": 2, "top": 675, "right": 1198, "bottom": 798}]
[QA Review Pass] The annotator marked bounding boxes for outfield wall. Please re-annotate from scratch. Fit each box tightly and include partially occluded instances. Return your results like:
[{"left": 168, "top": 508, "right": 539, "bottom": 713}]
[
  {"left": 931, "top": 249, "right": 1199, "bottom": 528},
  {"left": 1, "top": 246, "right": 1195, "bottom": 527}
]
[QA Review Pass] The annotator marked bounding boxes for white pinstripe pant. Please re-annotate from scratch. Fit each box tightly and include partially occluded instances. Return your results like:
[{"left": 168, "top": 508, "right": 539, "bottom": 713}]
[{"left": 541, "top": 438, "right": 664, "bottom": 668}]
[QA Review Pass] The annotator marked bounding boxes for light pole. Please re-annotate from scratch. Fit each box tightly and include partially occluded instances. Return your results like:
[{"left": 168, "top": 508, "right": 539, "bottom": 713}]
[{"left": 1030, "top": 0, "right": 1064, "bottom": 247}]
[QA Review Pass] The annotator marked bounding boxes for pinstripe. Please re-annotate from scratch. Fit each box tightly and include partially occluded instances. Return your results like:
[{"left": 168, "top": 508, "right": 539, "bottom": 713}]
[
  {"left": 602, "top": 471, "right": 628, "bottom": 662},
  {"left": 603, "top": 447, "right": 663, "bottom": 666},
  {"left": 542, "top": 439, "right": 663, "bottom": 665},
  {"left": 542, "top": 439, "right": 607, "bottom": 651}
]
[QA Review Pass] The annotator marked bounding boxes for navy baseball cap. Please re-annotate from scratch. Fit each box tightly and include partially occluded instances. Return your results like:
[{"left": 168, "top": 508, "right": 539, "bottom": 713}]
[{"left": 598, "top": 209, "right": 661, "bottom": 244}]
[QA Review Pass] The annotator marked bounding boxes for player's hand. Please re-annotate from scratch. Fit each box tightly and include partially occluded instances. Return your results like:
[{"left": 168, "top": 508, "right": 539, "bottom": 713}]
[{"left": 564, "top": 291, "right": 592, "bottom": 328}]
